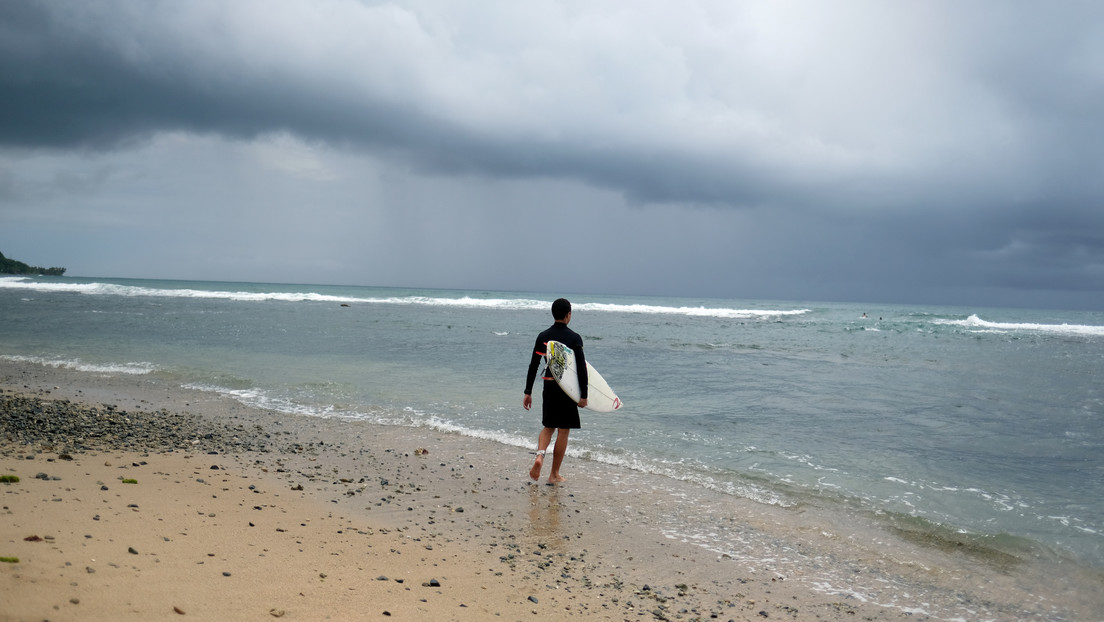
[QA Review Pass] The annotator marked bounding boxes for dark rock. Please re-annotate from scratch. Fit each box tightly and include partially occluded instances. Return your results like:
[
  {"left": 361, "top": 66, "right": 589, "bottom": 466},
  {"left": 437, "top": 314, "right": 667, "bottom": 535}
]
[{"left": 0, "top": 393, "right": 271, "bottom": 455}]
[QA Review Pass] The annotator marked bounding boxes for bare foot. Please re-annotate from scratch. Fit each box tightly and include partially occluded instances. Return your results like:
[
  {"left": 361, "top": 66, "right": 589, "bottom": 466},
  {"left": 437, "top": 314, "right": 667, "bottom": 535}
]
[
  {"left": 547, "top": 473, "right": 566, "bottom": 484},
  {"left": 529, "top": 454, "right": 544, "bottom": 481}
]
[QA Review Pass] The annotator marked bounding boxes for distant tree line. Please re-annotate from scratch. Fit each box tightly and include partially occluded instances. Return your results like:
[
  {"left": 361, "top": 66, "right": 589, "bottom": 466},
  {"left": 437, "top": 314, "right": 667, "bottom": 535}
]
[{"left": 0, "top": 251, "right": 66, "bottom": 276}]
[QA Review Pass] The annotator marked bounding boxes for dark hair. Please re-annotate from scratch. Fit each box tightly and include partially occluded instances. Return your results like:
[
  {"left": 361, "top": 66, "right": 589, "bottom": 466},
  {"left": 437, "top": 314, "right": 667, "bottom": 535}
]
[{"left": 551, "top": 298, "right": 571, "bottom": 320}]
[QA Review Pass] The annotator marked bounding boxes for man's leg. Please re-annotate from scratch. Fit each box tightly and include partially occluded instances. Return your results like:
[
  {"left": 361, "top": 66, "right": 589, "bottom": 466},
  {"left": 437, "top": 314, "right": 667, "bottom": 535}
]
[
  {"left": 548, "top": 428, "right": 570, "bottom": 483},
  {"left": 530, "top": 427, "right": 555, "bottom": 481}
]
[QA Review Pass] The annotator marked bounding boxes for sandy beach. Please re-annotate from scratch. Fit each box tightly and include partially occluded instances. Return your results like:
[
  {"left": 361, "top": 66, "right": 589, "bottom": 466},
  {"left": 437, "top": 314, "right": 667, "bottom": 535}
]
[{"left": 1, "top": 359, "right": 1098, "bottom": 621}]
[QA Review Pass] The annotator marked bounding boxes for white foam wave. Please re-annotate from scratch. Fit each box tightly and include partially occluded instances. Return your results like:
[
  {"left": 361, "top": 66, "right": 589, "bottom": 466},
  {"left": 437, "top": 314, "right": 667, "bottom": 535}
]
[
  {"left": 0, "top": 354, "right": 156, "bottom": 375},
  {"left": 578, "top": 301, "right": 810, "bottom": 319},
  {"left": 0, "top": 277, "right": 810, "bottom": 319},
  {"left": 0, "top": 277, "right": 372, "bottom": 305},
  {"left": 181, "top": 384, "right": 340, "bottom": 418},
  {"left": 935, "top": 314, "right": 1104, "bottom": 337}
]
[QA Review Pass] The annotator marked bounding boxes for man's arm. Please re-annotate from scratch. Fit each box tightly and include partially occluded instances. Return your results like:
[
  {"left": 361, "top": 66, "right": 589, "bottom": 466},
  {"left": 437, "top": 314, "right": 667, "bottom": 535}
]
[{"left": 523, "top": 337, "right": 544, "bottom": 409}]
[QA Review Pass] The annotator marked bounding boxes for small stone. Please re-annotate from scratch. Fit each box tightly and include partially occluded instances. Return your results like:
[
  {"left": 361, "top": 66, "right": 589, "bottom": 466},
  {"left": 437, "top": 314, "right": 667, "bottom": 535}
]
[
  {"left": 173, "top": 605, "right": 186, "bottom": 614},
  {"left": 128, "top": 547, "right": 139, "bottom": 555},
  {"left": 222, "top": 571, "right": 232, "bottom": 577},
  {"left": 528, "top": 595, "right": 539, "bottom": 604},
  {"left": 428, "top": 579, "right": 441, "bottom": 587}
]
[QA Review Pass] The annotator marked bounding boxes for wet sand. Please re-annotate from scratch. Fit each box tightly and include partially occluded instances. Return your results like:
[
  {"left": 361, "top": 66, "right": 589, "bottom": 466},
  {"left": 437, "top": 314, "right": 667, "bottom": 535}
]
[{"left": 1, "top": 359, "right": 1099, "bottom": 621}]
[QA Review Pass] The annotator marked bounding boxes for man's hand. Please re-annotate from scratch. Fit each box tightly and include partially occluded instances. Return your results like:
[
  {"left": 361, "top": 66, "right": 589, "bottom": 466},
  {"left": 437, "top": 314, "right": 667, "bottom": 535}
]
[
  {"left": 578, "top": 398, "right": 587, "bottom": 408},
  {"left": 523, "top": 394, "right": 532, "bottom": 410}
]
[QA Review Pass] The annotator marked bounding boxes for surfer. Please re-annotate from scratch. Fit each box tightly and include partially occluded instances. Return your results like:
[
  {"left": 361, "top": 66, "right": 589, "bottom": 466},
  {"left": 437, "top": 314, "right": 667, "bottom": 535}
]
[{"left": 523, "top": 298, "right": 587, "bottom": 483}]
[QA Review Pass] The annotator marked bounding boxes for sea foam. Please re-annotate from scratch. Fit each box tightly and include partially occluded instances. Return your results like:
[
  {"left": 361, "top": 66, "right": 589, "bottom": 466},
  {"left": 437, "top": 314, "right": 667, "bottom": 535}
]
[
  {"left": 935, "top": 314, "right": 1104, "bottom": 337},
  {"left": 0, "top": 277, "right": 809, "bottom": 319}
]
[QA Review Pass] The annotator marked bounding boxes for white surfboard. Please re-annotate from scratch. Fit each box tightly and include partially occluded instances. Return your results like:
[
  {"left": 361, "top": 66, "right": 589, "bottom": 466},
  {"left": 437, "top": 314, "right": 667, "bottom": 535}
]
[{"left": 544, "top": 340, "right": 623, "bottom": 413}]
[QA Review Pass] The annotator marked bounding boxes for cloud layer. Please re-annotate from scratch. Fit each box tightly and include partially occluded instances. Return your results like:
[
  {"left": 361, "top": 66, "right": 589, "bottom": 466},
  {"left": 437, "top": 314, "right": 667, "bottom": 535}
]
[{"left": 3, "top": 1, "right": 1103, "bottom": 308}]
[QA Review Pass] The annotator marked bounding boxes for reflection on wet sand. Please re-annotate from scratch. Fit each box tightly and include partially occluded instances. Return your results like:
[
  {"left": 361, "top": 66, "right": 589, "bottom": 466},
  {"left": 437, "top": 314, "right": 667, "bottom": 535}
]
[{"left": 528, "top": 483, "right": 564, "bottom": 548}]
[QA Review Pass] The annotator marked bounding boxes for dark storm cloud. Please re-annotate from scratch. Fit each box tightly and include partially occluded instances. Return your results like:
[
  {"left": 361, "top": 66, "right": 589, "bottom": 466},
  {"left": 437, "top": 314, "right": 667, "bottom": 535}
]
[
  {"left": 2, "top": 0, "right": 1104, "bottom": 307},
  {"left": 0, "top": 1, "right": 777, "bottom": 211},
  {"left": 0, "top": 3, "right": 914, "bottom": 205},
  {"left": 0, "top": 3, "right": 417, "bottom": 149}
]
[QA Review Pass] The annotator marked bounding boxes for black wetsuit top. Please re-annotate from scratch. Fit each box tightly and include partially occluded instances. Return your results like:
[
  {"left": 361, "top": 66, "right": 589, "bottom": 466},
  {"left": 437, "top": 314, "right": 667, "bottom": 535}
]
[{"left": 524, "top": 322, "right": 588, "bottom": 400}]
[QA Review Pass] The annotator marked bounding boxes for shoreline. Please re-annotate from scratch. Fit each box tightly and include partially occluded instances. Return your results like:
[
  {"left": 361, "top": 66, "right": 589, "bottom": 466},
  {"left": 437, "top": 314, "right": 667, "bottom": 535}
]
[{"left": 2, "top": 359, "right": 1100, "bottom": 620}]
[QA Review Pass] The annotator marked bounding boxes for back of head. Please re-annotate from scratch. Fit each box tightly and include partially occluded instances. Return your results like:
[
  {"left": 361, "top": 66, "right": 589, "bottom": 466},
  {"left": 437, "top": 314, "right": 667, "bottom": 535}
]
[{"left": 551, "top": 298, "right": 571, "bottom": 321}]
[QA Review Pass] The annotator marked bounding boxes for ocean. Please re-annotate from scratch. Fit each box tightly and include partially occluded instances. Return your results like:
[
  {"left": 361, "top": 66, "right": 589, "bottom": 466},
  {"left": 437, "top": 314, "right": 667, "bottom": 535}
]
[{"left": 2, "top": 275, "right": 1102, "bottom": 587}]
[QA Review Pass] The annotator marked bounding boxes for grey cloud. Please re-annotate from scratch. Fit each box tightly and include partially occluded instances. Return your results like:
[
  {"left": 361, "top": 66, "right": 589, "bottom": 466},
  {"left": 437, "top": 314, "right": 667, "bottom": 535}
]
[{"left": 2, "top": 0, "right": 1103, "bottom": 308}]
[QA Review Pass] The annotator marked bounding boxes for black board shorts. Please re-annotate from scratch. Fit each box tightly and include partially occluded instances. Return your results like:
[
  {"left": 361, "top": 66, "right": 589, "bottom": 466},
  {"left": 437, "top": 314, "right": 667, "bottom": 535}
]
[{"left": 541, "top": 379, "right": 581, "bottom": 429}]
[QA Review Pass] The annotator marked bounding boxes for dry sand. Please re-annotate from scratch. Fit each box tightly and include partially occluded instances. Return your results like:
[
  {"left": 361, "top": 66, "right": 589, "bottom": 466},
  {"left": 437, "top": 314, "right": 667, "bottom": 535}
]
[{"left": 1, "top": 360, "right": 1098, "bottom": 621}]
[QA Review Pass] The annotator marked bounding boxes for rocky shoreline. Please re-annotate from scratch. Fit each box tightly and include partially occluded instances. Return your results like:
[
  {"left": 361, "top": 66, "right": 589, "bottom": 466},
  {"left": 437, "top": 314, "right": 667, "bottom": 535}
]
[{"left": 0, "top": 388, "right": 272, "bottom": 456}]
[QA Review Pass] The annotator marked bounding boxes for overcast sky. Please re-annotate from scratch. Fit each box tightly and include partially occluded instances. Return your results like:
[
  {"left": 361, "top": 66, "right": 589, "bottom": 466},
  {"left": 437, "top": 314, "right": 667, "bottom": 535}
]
[{"left": 2, "top": 1, "right": 1103, "bottom": 309}]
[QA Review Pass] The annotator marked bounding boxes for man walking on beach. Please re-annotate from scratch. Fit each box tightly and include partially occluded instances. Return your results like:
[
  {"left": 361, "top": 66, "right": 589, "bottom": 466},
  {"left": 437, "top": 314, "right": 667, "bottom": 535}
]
[{"left": 524, "top": 298, "right": 587, "bottom": 483}]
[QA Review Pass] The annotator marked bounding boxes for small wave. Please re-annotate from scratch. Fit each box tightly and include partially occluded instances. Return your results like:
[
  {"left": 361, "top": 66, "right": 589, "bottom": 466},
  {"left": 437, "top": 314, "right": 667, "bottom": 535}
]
[
  {"left": 578, "top": 301, "right": 810, "bottom": 320},
  {"left": 0, "top": 277, "right": 812, "bottom": 319},
  {"left": 181, "top": 384, "right": 341, "bottom": 418},
  {"left": 0, "top": 354, "right": 156, "bottom": 375},
  {"left": 935, "top": 314, "right": 1104, "bottom": 337}
]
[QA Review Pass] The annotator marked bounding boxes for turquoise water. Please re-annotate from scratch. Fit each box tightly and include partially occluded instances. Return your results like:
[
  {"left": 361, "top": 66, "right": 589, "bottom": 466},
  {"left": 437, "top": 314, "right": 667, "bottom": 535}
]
[{"left": 3, "top": 275, "right": 1102, "bottom": 573}]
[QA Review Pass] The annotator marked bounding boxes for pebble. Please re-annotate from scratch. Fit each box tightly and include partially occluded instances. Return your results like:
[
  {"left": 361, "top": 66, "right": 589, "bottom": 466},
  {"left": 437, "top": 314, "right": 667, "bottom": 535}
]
[{"left": 0, "top": 392, "right": 270, "bottom": 455}]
